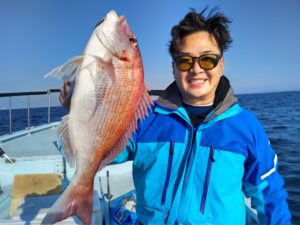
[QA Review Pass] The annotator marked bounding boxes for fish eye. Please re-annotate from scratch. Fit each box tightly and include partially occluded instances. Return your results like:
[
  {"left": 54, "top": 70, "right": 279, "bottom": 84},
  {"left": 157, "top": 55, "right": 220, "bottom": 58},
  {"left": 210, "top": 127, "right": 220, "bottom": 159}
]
[{"left": 129, "top": 34, "right": 138, "bottom": 47}]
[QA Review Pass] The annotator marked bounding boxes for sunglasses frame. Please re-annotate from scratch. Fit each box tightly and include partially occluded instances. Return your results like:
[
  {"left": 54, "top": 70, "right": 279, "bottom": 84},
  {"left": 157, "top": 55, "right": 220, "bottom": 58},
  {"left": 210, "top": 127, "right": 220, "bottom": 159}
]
[{"left": 174, "top": 53, "right": 223, "bottom": 71}]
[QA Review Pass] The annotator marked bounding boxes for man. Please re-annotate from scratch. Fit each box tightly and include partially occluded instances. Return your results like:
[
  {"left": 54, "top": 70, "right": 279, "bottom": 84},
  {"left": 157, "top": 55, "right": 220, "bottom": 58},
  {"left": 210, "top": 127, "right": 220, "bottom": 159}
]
[{"left": 60, "top": 8, "right": 291, "bottom": 225}]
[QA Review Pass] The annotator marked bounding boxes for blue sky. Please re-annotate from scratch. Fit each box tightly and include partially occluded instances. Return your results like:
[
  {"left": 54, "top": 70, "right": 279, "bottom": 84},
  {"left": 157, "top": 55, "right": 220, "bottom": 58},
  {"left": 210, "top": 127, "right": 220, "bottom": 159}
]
[{"left": 0, "top": 0, "right": 300, "bottom": 108}]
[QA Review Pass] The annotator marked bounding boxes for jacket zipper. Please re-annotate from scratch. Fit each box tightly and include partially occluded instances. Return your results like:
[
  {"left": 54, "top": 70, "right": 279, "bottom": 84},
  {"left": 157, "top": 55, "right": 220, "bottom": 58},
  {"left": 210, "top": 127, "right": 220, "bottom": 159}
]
[
  {"left": 186, "top": 127, "right": 196, "bottom": 167},
  {"left": 200, "top": 147, "right": 215, "bottom": 214},
  {"left": 161, "top": 141, "right": 175, "bottom": 205}
]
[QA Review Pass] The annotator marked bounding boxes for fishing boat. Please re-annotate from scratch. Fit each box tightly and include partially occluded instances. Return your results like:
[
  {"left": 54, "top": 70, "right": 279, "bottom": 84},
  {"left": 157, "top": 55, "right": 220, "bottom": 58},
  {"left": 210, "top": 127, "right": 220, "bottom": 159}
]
[{"left": 0, "top": 90, "right": 259, "bottom": 225}]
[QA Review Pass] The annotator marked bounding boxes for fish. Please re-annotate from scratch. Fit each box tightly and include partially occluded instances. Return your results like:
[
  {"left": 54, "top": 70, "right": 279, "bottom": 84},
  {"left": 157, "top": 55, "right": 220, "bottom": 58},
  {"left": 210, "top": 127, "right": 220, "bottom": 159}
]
[{"left": 41, "top": 10, "right": 152, "bottom": 225}]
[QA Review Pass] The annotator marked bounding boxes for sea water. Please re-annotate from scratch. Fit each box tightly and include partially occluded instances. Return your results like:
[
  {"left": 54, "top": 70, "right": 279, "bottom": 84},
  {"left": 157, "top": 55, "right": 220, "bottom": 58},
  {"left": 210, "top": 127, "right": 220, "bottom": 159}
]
[{"left": 0, "top": 91, "right": 299, "bottom": 223}]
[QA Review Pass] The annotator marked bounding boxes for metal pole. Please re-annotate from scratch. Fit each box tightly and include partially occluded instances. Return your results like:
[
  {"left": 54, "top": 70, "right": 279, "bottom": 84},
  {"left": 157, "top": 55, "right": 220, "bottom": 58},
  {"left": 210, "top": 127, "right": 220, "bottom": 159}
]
[
  {"left": 105, "top": 170, "right": 113, "bottom": 225},
  {"left": 0, "top": 181, "right": 3, "bottom": 195},
  {"left": 9, "top": 96, "right": 12, "bottom": 134},
  {"left": 27, "top": 95, "right": 31, "bottom": 129},
  {"left": 47, "top": 90, "right": 51, "bottom": 124}
]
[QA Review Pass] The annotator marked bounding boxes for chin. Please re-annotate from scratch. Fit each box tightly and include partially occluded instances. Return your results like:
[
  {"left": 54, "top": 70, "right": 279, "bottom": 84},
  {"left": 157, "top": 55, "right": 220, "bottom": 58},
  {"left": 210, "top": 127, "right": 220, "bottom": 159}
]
[{"left": 190, "top": 90, "right": 208, "bottom": 98}]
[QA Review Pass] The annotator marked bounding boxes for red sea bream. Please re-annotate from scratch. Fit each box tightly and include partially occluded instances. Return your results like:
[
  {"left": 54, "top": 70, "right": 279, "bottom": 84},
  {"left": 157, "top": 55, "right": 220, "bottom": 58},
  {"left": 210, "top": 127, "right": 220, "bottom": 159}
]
[{"left": 41, "top": 10, "right": 152, "bottom": 225}]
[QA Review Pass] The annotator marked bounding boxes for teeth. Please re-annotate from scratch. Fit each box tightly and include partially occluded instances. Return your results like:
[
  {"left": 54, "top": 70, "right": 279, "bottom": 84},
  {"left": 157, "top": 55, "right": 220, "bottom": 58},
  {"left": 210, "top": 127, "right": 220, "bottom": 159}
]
[{"left": 189, "top": 79, "right": 205, "bottom": 83}]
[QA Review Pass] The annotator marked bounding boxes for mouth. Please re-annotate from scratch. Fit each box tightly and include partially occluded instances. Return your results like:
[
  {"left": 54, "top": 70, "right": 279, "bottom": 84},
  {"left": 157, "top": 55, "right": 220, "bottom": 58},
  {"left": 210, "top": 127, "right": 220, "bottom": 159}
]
[{"left": 187, "top": 78, "right": 207, "bottom": 86}]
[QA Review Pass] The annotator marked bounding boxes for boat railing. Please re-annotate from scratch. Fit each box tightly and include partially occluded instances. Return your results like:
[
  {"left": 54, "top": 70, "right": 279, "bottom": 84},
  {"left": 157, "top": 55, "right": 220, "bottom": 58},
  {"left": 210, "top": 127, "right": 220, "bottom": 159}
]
[
  {"left": 0, "top": 89, "right": 61, "bottom": 135},
  {"left": 0, "top": 89, "right": 165, "bottom": 135}
]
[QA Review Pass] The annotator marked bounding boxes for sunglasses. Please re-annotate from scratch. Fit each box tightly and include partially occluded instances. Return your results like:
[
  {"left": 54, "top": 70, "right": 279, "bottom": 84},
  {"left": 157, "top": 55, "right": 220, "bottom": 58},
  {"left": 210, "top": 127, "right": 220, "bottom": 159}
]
[{"left": 174, "top": 54, "right": 222, "bottom": 71}]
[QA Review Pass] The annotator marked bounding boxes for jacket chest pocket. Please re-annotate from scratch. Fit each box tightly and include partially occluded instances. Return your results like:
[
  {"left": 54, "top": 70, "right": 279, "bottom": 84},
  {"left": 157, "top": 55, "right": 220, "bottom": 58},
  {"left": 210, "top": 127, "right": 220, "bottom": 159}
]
[
  {"left": 196, "top": 148, "right": 246, "bottom": 213},
  {"left": 133, "top": 141, "right": 184, "bottom": 210}
]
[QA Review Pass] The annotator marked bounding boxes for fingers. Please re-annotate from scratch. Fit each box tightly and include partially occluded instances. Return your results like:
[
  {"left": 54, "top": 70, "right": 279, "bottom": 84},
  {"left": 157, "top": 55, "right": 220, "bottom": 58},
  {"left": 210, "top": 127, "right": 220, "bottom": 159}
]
[{"left": 59, "top": 80, "right": 72, "bottom": 109}]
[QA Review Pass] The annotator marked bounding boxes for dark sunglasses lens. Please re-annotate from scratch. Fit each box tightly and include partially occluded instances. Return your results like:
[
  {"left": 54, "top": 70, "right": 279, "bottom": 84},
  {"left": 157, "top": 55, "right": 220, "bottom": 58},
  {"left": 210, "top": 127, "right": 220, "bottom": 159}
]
[
  {"left": 199, "top": 55, "right": 219, "bottom": 70},
  {"left": 176, "top": 57, "right": 193, "bottom": 71}
]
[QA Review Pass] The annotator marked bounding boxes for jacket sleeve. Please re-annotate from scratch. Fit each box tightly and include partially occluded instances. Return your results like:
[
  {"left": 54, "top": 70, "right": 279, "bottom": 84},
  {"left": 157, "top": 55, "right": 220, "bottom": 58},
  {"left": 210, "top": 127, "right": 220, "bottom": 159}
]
[
  {"left": 111, "top": 132, "right": 137, "bottom": 164},
  {"left": 242, "top": 114, "right": 291, "bottom": 225}
]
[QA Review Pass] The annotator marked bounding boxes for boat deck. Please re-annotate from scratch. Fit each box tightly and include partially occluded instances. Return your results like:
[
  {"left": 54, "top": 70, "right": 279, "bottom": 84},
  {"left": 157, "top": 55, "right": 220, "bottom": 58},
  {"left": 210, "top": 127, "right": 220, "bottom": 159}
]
[
  {"left": 0, "top": 123, "right": 134, "bottom": 224},
  {"left": 0, "top": 123, "right": 64, "bottom": 188},
  {"left": 0, "top": 123, "right": 258, "bottom": 225}
]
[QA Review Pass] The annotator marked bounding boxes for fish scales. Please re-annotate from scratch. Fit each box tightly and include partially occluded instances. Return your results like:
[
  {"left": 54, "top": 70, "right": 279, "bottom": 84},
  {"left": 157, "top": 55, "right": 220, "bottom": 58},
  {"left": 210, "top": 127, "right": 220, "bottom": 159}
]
[{"left": 41, "top": 10, "right": 152, "bottom": 225}]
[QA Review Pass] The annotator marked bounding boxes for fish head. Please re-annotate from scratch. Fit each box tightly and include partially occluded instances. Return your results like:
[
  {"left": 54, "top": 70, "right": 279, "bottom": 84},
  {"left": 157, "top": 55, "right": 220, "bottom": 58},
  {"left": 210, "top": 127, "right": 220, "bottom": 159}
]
[{"left": 95, "top": 10, "right": 140, "bottom": 64}]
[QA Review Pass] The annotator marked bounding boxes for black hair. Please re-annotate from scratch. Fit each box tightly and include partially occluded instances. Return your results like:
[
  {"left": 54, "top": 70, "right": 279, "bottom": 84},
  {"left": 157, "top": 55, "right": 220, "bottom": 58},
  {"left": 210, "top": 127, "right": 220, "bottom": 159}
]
[{"left": 169, "top": 7, "right": 232, "bottom": 57}]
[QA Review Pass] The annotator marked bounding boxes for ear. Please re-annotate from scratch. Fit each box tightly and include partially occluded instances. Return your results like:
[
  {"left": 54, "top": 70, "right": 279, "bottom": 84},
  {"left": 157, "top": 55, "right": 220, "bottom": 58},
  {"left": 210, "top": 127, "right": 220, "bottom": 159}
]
[{"left": 219, "top": 57, "right": 224, "bottom": 73}]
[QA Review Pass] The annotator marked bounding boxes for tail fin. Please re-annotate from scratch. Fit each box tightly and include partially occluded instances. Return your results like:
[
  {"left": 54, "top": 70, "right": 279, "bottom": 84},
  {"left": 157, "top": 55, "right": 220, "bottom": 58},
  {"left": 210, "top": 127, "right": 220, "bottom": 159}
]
[{"left": 41, "top": 180, "right": 94, "bottom": 225}]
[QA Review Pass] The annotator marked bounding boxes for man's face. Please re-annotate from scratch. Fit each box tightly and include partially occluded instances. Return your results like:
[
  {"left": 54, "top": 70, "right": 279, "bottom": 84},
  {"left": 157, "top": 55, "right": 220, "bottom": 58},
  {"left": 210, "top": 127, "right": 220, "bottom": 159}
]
[{"left": 173, "top": 31, "right": 224, "bottom": 105}]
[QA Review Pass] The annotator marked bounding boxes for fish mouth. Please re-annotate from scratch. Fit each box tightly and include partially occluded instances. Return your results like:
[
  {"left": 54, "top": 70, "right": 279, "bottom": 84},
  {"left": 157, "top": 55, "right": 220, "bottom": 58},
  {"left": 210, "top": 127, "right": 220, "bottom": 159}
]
[
  {"left": 94, "top": 18, "right": 104, "bottom": 28},
  {"left": 95, "top": 10, "right": 138, "bottom": 61}
]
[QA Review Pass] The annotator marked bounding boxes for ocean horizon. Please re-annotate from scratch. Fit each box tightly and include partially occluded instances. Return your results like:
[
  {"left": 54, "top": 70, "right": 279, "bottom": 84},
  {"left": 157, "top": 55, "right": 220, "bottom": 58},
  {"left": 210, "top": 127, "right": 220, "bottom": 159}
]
[{"left": 1, "top": 89, "right": 300, "bottom": 111}]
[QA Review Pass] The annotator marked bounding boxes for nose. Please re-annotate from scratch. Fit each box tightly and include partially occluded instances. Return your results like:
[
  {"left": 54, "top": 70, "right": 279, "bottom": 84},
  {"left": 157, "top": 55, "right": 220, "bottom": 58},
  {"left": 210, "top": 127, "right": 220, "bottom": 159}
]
[{"left": 190, "top": 59, "right": 204, "bottom": 74}]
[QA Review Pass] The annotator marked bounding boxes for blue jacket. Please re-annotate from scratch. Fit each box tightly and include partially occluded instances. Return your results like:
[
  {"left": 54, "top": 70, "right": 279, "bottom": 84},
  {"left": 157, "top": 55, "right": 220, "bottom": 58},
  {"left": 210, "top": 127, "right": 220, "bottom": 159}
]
[{"left": 114, "top": 82, "right": 291, "bottom": 225}]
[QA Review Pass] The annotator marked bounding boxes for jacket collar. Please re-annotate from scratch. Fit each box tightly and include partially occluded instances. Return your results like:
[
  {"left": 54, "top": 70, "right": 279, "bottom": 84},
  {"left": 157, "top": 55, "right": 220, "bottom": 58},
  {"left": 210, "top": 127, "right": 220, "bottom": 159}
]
[
  {"left": 205, "top": 87, "right": 237, "bottom": 122},
  {"left": 156, "top": 81, "right": 182, "bottom": 110},
  {"left": 155, "top": 76, "right": 238, "bottom": 122}
]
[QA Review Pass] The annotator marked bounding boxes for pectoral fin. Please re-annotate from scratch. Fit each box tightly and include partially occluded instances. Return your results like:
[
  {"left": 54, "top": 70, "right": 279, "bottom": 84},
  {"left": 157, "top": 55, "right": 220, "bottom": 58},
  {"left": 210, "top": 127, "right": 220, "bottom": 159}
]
[{"left": 44, "top": 56, "right": 84, "bottom": 81}]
